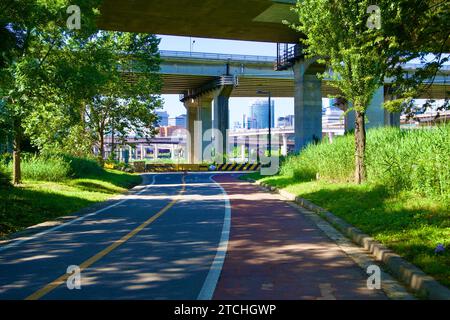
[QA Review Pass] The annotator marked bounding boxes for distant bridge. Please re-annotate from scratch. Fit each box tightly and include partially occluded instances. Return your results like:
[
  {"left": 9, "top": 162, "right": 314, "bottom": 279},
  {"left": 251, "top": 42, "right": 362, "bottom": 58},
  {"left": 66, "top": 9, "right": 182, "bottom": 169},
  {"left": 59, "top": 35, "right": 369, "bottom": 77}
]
[{"left": 145, "top": 50, "right": 450, "bottom": 100}]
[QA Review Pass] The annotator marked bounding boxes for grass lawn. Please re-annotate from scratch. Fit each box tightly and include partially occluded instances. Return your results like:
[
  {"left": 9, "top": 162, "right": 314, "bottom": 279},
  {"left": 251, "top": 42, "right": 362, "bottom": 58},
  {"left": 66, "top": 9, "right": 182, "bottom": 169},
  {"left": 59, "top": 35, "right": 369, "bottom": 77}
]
[
  {"left": 244, "top": 172, "right": 450, "bottom": 288},
  {"left": 0, "top": 169, "right": 141, "bottom": 237}
]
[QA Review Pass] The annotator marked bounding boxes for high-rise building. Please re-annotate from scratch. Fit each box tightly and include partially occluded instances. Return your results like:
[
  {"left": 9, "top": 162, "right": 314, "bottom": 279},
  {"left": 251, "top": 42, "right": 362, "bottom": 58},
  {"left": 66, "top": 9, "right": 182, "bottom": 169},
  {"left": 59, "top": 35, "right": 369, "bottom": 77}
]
[
  {"left": 277, "top": 115, "right": 294, "bottom": 128},
  {"left": 248, "top": 100, "right": 275, "bottom": 129},
  {"left": 156, "top": 111, "right": 169, "bottom": 127},
  {"left": 169, "top": 114, "right": 187, "bottom": 127},
  {"left": 243, "top": 114, "right": 257, "bottom": 129},
  {"left": 232, "top": 121, "right": 242, "bottom": 129}
]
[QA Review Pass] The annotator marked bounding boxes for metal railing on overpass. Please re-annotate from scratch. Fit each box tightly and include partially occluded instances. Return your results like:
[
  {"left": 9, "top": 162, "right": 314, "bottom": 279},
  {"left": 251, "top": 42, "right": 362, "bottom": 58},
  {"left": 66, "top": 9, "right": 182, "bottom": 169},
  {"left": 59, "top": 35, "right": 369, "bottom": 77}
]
[
  {"left": 160, "top": 50, "right": 450, "bottom": 73},
  {"left": 159, "top": 50, "right": 276, "bottom": 63},
  {"left": 403, "top": 64, "right": 450, "bottom": 72}
]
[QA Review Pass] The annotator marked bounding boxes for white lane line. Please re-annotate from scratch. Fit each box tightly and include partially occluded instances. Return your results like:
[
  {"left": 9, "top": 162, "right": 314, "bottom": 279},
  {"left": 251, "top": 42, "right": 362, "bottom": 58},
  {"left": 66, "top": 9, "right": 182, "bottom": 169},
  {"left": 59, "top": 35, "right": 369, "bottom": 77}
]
[
  {"left": 197, "top": 174, "right": 232, "bottom": 300},
  {"left": 0, "top": 174, "right": 158, "bottom": 253}
]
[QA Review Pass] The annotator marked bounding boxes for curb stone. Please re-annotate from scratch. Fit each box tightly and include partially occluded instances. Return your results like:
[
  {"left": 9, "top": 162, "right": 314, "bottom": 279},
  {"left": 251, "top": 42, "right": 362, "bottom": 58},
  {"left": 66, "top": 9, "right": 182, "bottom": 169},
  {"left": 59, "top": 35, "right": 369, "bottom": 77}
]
[{"left": 251, "top": 179, "right": 450, "bottom": 300}]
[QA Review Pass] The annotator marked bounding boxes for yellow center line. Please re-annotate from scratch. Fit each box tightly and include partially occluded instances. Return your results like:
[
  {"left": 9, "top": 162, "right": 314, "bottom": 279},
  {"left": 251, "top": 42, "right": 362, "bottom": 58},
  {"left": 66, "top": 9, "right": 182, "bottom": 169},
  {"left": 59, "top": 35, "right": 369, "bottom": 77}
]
[{"left": 25, "top": 174, "right": 187, "bottom": 300}]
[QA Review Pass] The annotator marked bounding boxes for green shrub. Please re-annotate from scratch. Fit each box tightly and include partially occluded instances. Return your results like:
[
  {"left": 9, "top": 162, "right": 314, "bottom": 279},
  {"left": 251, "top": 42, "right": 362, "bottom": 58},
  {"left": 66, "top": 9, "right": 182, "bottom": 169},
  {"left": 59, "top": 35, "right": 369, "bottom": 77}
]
[
  {"left": 280, "top": 133, "right": 354, "bottom": 182},
  {"left": 0, "top": 153, "right": 12, "bottom": 166},
  {"left": 61, "top": 154, "right": 103, "bottom": 178},
  {"left": 0, "top": 164, "right": 11, "bottom": 187},
  {"left": 6, "top": 153, "right": 104, "bottom": 182},
  {"left": 16, "top": 154, "right": 72, "bottom": 181}
]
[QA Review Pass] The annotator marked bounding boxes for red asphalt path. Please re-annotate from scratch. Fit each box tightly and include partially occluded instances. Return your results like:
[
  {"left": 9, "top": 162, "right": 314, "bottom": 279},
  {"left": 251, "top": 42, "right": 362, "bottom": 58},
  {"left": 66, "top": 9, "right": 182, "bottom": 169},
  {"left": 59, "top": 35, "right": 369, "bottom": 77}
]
[{"left": 212, "top": 174, "right": 387, "bottom": 300}]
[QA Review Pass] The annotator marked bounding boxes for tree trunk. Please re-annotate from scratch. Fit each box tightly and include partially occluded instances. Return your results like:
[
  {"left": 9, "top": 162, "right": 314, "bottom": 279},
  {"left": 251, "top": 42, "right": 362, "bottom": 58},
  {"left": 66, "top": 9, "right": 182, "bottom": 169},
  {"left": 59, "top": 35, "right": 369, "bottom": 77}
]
[
  {"left": 111, "top": 122, "right": 115, "bottom": 160},
  {"left": 100, "top": 134, "right": 105, "bottom": 159},
  {"left": 354, "top": 110, "right": 366, "bottom": 184},
  {"left": 98, "top": 131, "right": 105, "bottom": 166},
  {"left": 12, "top": 126, "right": 22, "bottom": 185}
]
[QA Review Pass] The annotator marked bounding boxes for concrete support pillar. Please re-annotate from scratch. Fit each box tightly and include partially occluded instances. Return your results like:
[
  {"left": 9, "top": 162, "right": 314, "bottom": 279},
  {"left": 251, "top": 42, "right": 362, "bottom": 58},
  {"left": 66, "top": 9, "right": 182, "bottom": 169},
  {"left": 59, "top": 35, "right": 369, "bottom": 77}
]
[
  {"left": 213, "top": 86, "right": 233, "bottom": 163},
  {"left": 171, "top": 144, "right": 176, "bottom": 160},
  {"left": 185, "top": 97, "right": 212, "bottom": 164},
  {"left": 186, "top": 102, "right": 198, "bottom": 163},
  {"left": 281, "top": 134, "right": 288, "bottom": 156},
  {"left": 345, "top": 86, "right": 400, "bottom": 132},
  {"left": 153, "top": 144, "right": 159, "bottom": 160},
  {"left": 385, "top": 110, "right": 401, "bottom": 127},
  {"left": 241, "top": 144, "right": 246, "bottom": 163},
  {"left": 198, "top": 97, "right": 213, "bottom": 163},
  {"left": 384, "top": 87, "right": 401, "bottom": 127},
  {"left": 140, "top": 144, "right": 144, "bottom": 160},
  {"left": 328, "top": 132, "right": 333, "bottom": 144},
  {"left": 293, "top": 61, "right": 323, "bottom": 152},
  {"left": 345, "top": 108, "right": 356, "bottom": 133},
  {"left": 365, "top": 86, "right": 385, "bottom": 129}
]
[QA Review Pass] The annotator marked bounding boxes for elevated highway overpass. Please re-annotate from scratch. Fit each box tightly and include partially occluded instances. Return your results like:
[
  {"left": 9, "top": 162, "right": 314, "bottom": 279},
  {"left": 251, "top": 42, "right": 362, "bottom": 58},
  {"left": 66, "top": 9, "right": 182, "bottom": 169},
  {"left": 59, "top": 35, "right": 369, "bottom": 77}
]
[
  {"left": 99, "top": 1, "right": 449, "bottom": 163},
  {"left": 155, "top": 50, "right": 449, "bottom": 100},
  {"left": 152, "top": 50, "right": 448, "bottom": 162}
]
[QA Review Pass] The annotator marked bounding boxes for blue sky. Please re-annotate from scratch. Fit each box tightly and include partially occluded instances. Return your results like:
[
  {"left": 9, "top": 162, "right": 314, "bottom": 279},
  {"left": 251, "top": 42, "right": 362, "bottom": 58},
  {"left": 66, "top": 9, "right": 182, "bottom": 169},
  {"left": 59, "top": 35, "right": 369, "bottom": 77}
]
[{"left": 158, "top": 35, "right": 308, "bottom": 126}]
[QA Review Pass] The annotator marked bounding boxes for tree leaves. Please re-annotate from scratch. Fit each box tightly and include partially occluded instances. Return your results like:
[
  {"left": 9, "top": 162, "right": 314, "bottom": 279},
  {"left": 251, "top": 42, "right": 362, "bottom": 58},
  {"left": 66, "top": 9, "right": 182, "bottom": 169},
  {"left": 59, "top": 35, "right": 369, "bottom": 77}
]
[{"left": 0, "top": 1, "right": 162, "bottom": 165}]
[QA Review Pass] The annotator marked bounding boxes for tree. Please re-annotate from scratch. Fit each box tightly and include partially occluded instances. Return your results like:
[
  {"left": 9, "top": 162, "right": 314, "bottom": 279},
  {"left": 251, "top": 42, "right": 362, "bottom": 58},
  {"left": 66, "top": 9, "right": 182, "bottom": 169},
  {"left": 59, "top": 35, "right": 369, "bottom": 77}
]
[
  {"left": 67, "top": 31, "right": 162, "bottom": 164},
  {"left": 0, "top": 2, "right": 162, "bottom": 183},
  {"left": 0, "top": 0, "right": 101, "bottom": 184},
  {"left": 21, "top": 31, "right": 162, "bottom": 160},
  {"left": 292, "top": 0, "right": 449, "bottom": 184},
  {"left": 85, "top": 94, "right": 160, "bottom": 164},
  {"left": 381, "top": 0, "right": 449, "bottom": 115}
]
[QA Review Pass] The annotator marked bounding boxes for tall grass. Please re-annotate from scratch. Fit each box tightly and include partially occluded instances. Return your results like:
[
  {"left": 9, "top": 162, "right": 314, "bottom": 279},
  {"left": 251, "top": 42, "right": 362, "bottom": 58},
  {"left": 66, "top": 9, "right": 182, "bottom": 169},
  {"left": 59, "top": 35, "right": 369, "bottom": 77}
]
[
  {"left": 15, "top": 154, "right": 71, "bottom": 181},
  {"left": 367, "top": 127, "right": 450, "bottom": 197},
  {"left": 61, "top": 154, "right": 103, "bottom": 178},
  {"left": 5, "top": 153, "right": 104, "bottom": 182},
  {"left": 281, "top": 126, "right": 450, "bottom": 197}
]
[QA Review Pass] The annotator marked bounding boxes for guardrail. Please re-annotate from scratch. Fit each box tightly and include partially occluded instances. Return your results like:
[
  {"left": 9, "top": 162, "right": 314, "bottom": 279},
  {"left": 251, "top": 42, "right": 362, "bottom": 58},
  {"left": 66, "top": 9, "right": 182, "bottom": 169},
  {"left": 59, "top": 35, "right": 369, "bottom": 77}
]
[
  {"left": 160, "top": 50, "right": 276, "bottom": 63},
  {"left": 160, "top": 50, "right": 449, "bottom": 73},
  {"left": 132, "top": 162, "right": 261, "bottom": 172}
]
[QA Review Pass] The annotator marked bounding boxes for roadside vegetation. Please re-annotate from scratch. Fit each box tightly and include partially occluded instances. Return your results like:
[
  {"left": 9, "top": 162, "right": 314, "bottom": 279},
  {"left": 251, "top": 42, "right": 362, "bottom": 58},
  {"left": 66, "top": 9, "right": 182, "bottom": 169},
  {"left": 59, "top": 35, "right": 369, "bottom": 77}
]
[
  {"left": 0, "top": 1, "right": 160, "bottom": 237},
  {"left": 292, "top": 0, "right": 448, "bottom": 184},
  {"left": 246, "top": 126, "right": 450, "bottom": 288},
  {"left": 0, "top": 154, "right": 141, "bottom": 237}
]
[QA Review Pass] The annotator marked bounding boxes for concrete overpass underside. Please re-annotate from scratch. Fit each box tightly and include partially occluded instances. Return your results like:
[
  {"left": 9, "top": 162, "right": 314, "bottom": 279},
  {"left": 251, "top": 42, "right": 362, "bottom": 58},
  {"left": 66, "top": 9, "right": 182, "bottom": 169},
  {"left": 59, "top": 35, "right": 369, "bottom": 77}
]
[
  {"left": 121, "top": 50, "right": 448, "bottom": 164},
  {"left": 124, "top": 73, "right": 447, "bottom": 100},
  {"left": 98, "top": 0, "right": 300, "bottom": 43},
  {"left": 159, "top": 74, "right": 342, "bottom": 98}
]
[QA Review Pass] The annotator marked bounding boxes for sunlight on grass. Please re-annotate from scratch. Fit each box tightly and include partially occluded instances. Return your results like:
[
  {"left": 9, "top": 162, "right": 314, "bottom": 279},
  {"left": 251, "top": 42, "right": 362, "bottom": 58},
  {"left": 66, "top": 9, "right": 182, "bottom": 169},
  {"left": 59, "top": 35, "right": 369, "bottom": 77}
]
[
  {"left": 0, "top": 169, "right": 141, "bottom": 237},
  {"left": 244, "top": 172, "right": 450, "bottom": 288}
]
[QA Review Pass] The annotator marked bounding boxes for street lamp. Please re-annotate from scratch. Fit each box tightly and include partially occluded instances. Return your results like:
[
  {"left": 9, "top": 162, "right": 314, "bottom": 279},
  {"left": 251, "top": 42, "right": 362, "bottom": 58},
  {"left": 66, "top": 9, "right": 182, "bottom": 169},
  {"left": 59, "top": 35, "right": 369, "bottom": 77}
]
[{"left": 256, "top": 90, "right": 272, "bottom": 157}]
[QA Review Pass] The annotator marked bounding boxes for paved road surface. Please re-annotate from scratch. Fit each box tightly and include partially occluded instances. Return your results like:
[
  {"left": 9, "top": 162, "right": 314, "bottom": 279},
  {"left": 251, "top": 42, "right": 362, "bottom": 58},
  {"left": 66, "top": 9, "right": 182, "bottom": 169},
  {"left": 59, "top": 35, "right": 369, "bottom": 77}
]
[{"left": 0, "top": 173, "right": 387, "bottom": 300}]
